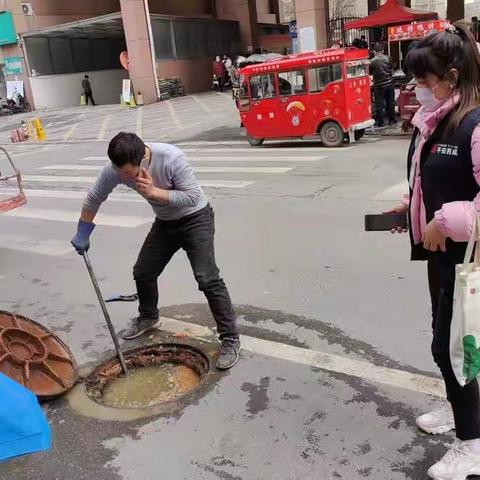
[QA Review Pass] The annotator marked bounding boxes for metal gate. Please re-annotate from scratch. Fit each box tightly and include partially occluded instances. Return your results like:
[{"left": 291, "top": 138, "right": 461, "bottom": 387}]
[{"left": 327, "top": 16, "right": 369, "bottom": 47}]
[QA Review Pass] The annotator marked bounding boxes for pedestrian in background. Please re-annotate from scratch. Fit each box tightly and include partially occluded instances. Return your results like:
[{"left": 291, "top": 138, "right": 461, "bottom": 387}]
[
  {"left": 389, "top": 23, "right": 480, "bottom": 479},
  {"left": 370, "top": 43, "right": 395, "bottom": 127},
  {"left": 213, "top": 56, "right": 227, "bottom": 92},
  {"left": 82, "top": 75, "right": 95, "bottom": 106}
]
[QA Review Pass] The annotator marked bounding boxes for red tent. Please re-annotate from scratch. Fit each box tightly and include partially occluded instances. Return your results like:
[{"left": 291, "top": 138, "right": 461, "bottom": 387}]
[{"left": 345, "top": 0, "right": 438, "bottom": 30}]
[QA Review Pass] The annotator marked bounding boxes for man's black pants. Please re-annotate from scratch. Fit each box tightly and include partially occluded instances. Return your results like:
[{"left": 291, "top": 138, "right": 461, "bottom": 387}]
[
  {"left": 373, "top": 85, "right": 395, "bottom": 126},
  {"left": 133, "top": 205, "right": 238, "bottom": 341},
  {"left": 428, "top": 247, "right": 480, "bottom": 440},
  {"left": 84, "top": 91, "right": 95, "bottom": 105}
]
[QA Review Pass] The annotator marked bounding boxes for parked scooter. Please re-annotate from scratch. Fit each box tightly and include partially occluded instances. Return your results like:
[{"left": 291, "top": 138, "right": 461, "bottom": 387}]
[{"left": 0, "top": 95, "right": 31, "bottom": 116}]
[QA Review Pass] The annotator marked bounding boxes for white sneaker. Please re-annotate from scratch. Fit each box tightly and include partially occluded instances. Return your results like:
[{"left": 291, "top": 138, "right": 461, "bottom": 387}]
[
  {"left": 428, "top": 440, "right": 480, "bottom": 480},
  {"left": 417, "top": 403, "right": 455, "bottom": 435}
]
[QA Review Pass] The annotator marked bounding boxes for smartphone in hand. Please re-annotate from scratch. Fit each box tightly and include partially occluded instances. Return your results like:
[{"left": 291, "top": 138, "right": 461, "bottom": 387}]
[{"left": 364, "top": 213, "right": 408, "bottom": 232}]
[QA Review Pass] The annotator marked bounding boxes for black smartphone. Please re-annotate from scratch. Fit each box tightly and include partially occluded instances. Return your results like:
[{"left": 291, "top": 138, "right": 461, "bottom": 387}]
[{"left": 364, "top": 213, "right": 408, "bottom": 232}]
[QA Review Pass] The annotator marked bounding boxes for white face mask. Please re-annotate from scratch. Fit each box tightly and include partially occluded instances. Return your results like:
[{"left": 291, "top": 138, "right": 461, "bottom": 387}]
[{"left": 415, "top": 85, "right": 441, "bottom": 110}]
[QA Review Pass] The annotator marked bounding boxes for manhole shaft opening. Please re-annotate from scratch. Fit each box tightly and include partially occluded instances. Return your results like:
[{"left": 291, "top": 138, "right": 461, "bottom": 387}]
[{"left": 85, "top": 344, "right": 209, "bottom": 409}]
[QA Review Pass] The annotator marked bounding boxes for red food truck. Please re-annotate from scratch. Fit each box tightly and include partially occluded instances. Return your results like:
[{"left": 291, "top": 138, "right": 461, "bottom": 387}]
[{"left": 238, "top": 48, "right": 374, "bottom": 147}]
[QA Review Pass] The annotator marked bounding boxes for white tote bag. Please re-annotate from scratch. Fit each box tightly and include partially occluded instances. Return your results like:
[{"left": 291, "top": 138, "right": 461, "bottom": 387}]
[{"left": 450, "top": 212, "right": 480, "bottom": 387}]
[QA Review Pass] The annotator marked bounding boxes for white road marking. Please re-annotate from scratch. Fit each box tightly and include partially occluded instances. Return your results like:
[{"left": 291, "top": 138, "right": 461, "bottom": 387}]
[
  {"left": 200, "top": 180, "right": 254, "bottom": 188},
  {"left": 41, "top": 165, "right": 292, "bottom": 174},
  {"left": 191, "top": 95, "right": 214, "bottom": 115},
  {"left": 177, "top": 140, "right": 252, "bottom": 145},
  {"left": 4, "top": 208, "right": 150, "bottom": 227},
  {"left": 41, "top": 165, "right": 103, "bottom": 171},
  {"left": 0, "top": 234, "right": 73, "bottom": 256},
  {"left": 166, "top": 100, "right": 182, "bottom": 129},
  {"left": 194, "top": 166, "right": 293, "bottom": 174},
  {"left": 97, "top": 114, "right": 111, "bottom": 141},
  {"left": 9, "top": 146, "right": 50, "bottom": 158},
  {"left": 372, "top": 181, "right": 408, "bottom": 201},
  {"left": 189, "top": 156, "right": 325, "bottom": 162},
  {"left": 80, "top": 152, "right": 328, "bottom": 161},
  {"left": 136, "top": 107, "right": 143, "bottom": 137},
  {"left": 159, "top": 316, "right": 445, "bottom": 398},
  {"left": 178, "top": 141, "right": 352, "bottom": 151},
  {"left": 23, "top": 175, "right": 98, "bottom": 183},
  {"left": 63, "top": 124, "right": 78, "bottom": 140},
  {"left": 183, "top": 147, "right": 335, "bottom": 153},
  {"left": 0, "top": 188, "right": 144, "bottom": 203},
  {"left": 21, "top": 175, "right": 254, "bottom": 189}
]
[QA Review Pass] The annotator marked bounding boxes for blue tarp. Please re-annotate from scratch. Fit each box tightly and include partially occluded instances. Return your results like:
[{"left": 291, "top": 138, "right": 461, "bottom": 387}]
[{"left": 0, "top": 373, "right": 51, "bottom": 462}]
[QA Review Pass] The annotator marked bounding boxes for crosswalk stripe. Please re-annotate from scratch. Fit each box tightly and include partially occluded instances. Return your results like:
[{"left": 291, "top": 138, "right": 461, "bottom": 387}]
[
  {"left": 0, "top": 188, "right": 144, "bottom": 203},
  {"left": 21, "top": 175, "right": 254, "bottom": 189},
  {"left": 191, "top": 156, "right": 325, "bottom": 162},
  {"left": 79, "top": 154, "right": 327, "bottom": 162},
  {"left": 188, "top": 156, "right": 327, "bottom": 163},
  {"left": 4, "top": 208, "right": 151, "bottom": 227},
  {"left": 39, "top": 165, "right": 293, "bottom": 174},
  {"left": 0, "top": 234, "right": 73, "bottom": 256},
  {"left": 194, "top": 166, "right": 293, "bottom": 174},
  {"left": 23, "top": 175, "right": 98, "bottom": 183},
  {"left": 200, "top": 180, "right": 254, "bottom": 188},
  {"left": 82, "top": 156, "right": 108, "bottom": 161},
  {"left": 97, "top": 114, "right": 111, "bottom": 141},
  {"left": 41, "top": 165, "right": 103, "bottom": 171},
  {"left": 183, "top": 148, "right": 345, "bottom": 153}
]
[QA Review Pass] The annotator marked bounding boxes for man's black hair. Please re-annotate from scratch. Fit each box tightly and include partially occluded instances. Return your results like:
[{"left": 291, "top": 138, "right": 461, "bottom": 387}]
[
  {"left": 108, "top": 132, "right": 146, "bottom": 167},
  {"left": 84, "top": 75, "right": 89, "bottom": 79}
]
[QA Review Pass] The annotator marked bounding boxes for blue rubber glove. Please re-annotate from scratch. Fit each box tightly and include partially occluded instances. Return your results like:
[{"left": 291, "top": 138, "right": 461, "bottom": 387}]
[{"left": 71, "top": 220, "right": 95, "bottom": 255}]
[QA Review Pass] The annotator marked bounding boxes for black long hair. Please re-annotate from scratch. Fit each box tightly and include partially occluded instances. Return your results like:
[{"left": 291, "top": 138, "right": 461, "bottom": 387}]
[{"left": 405, "top": 22, "right": 480, "bottom": 129}]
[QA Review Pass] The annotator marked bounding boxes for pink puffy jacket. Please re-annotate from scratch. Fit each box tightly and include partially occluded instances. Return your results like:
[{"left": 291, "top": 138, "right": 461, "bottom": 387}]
[{"left": 407, "top": 95, "right": 480, "bottom": 244}]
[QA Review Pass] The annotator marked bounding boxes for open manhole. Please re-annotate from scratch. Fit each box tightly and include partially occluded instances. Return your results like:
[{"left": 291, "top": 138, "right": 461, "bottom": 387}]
[{"left": 85, "top": 344, "right": 209, "bottom": 409}]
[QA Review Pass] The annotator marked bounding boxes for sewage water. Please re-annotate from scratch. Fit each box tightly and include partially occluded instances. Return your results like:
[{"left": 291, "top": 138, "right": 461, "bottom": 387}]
[{"left": 101, "top": 363, "right": 201, "bottom": 408}]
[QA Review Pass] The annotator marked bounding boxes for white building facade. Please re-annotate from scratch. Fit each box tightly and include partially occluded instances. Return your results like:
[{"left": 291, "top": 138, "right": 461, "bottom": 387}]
[{"left": 411, "top": 0, "right": 480, "bottom": 19}]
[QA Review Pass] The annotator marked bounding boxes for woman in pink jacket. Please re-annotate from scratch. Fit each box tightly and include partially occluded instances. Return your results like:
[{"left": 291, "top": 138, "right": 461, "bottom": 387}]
[{"left": 391, "top": 24, "right": 480, "bottom": 479}]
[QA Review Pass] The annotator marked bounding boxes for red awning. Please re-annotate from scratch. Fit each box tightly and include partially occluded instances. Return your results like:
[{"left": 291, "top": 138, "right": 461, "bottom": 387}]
[{"left": 345, "top": 0, "right": 438, "bottom": 30}]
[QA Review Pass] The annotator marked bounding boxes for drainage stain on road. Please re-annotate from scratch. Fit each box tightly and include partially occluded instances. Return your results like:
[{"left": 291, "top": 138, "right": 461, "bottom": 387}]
[{"left": 241, "top": 377, "right": 270, "bottom": 418}]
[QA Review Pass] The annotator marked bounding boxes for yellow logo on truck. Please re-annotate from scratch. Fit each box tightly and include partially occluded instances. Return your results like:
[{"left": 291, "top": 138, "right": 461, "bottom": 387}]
[{"left": 286, "top": 101, "right": 306, "bottom": 112}]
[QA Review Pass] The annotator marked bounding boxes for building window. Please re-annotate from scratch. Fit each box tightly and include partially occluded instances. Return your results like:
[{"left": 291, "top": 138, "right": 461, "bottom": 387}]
[
  {"left": 278, "top": 70, "right": 306, "bottom": 96},
  {"left": 151, "top": 19, "right": 175, "bottom": 60},
  {"left": 250, "top": 74, "right": 276, "bottom": 100},
  {"left": 308, "top": 64, "right": 342, "bottom": 93}
]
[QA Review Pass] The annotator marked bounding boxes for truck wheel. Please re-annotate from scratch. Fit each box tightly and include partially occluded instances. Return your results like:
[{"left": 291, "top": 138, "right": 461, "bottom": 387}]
[
  {"left": 354, "top": 129, "right": 365, "bottom": 141},
  {"left": 247, "top": 135, "right": 264, "bottom": 146},
  {"left": 319, "top": 122, "right": 345, "bottom": 147}
]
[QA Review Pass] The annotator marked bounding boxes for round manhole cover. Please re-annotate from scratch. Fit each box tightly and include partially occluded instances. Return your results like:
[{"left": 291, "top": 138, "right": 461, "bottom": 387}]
[
  {"left": 0, "top": 311, "right": 78, "bottom": 399},
  {"left": 85, "top": 344, "right": 209, "bottom": 409}
]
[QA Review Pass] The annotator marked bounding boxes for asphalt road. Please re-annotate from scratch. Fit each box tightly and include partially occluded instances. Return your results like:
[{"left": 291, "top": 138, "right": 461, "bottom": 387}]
[{"left": 0, "top": 93, "right": 464, "bottom": 480}]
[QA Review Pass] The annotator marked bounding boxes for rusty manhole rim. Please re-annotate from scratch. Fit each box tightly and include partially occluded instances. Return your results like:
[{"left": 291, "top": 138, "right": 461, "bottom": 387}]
[
  {"left": 85, "top": 343, "right": 210, "bottom": 409},
  {"left": 0, "top": 310, "right": 78, "bottom": 400}
]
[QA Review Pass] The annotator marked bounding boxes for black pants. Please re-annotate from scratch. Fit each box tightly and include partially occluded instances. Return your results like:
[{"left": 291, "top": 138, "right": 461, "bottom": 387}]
[
  {"left": 84, "top": 91, "right": 95, "bottom": 106},
  {"left": 373, "top": 85, "right": 395, "bottom": 126},
  {"left": 133, "top": 205, "right": 238, "bottom": 341},
  {"left": 428, "top": 248, "right": 480, "bottom": 440}
]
